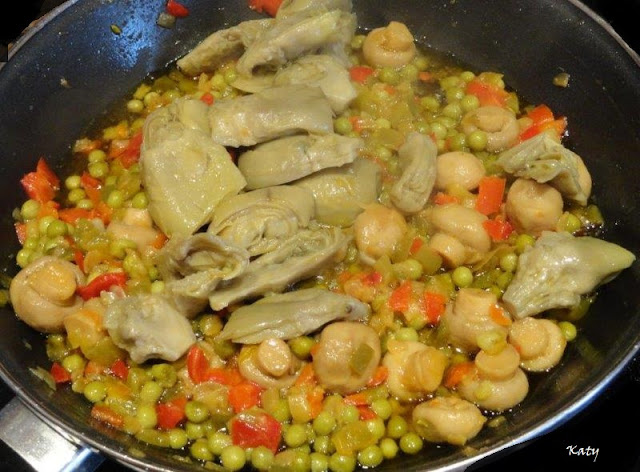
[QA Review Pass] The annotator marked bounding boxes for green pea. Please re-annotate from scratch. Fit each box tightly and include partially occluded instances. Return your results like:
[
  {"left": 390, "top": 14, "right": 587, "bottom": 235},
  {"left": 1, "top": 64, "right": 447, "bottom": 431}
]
[
  {"left": 190, "top": 438, "right": 213, "bottom": 461},
  {"left": 460, "top": 71, "right": 476, "bottom": 82},
  {"left": 440, "top": 76, "right": 461, "bottom": 89},
  {"left": 399, "top": 432, "right": 423, "bottom": 454},
  {"left": 334, "top": 116, "right": 353, "bottom": 135},
  {"left": 168, "top": 428, "right": 188, "bottom": 449},
  {"left": 448, "top": 133, "right": 467, "bottom": 151},
  {"left": 38, "top": 215, "right": 56, "bottom": 235},
  {"left": 393, "top": 259, "right": 423, "bottom": 280},
  {"left": 395, "top": 327, "right": 419, "bottom": 342},
  {"left": 185, "top": 400, "right": 210, "bottom": 423},
  {"left": 220, "top": 445, "right": 246, "bottom": 471},
  {"left": 386, "top": 415, "right": 408, "bottom": 438},
  {"left": 65, "top": 175, "right": 82, "bottom": 190},
  {"left": 285, "top": 423, "right": 308, "bottom": 448},
  {"left": 420, "top": 95, "right": 440, "bottom": 112},
  {"left": 104, "top": 175, "right": 118, "bottom": 187},
  {"left": 223, "top": 69, "right": 238, "bottom": 84},
  {"left": 379, "top": 438, "right": 398, "bottom": 459},
  {"left": 329, "top": 453, "right": 356, "bottom": 472},
  {"left": 413, "top": 56, "right": 429, "bottom": 71},
  {"left": 46, "top": 219, "right": 67, "bottom": 238},
  {"left": 136, "top": 403, "right": 158, "bottom": 429},
  {"left": 251, "top": 446, "right": 275, "bottom": 470},
  {"left": 370, "top": 398, "right": 392, "bottom": 420},
  {"left": 289, "top": 336, "right": 315, "bottom": 360},
  {"left": 313, "top": 411, "right": 336, "bottom": 436},
  {"left": 313, "top": 435, "right": 334, "bottom": 455},
  {"left": 365, "top": 417, "right": 386, "bottom": 439},
  {"left": 401, "top": 64, "right": 419, "bottom": 81},
  {"left": 88, "top": 161, "right": 109, "bottom": 179},
  {"left": 83, "top": 380, "right": 107, "bottom": 403},
  {"left": 68, "top": 188, "right": 86, "bottom": 203},
  {"left": 340, "top": 404, "right": 360, "bottom": 424},
  {"left": 139, "top": 380, "right": 163, "bottom": 403},
  {"left": 495, "top": 270, "right": 513, "bottom": 290},
  {"left": 375, "top": 117, "right": 391, "bottom": 129},
  {"left": 207, "top": 431, "right": 232, "bottom": 455},
  {"left": 310, "top": 452, "right": 329, "bottom": 472},
  {"left": 185, "top": 421, "right": 206, "bottom": 440},
  {"left": 467, "top": 130, "right": 488, "bottom": 151},
  {"left": 430, "top": 122, "right": 447, "bottom": 140},
  {"left": 88, "top": 149, "right": 106, "bottom": 163},
  {"left": 499, "top": 253, "right": 518, "bottom": 272},
  {"left": 415, "top": 120, "right": 430, "bottom": 134},
  {"left": 16, "top": 249, "right": 32, "bottom": 268},
  {"left": 350, "top": 34, "right": 366, "bottom": 49},
  {"left": 442, "top": 102, "right": 463, "bottom": 120},
  {"left": 62, "top": 353, "right": 85, "bottom": 373},
  {"left": 452, "top": 266, "right": 474, "bottom": 288},
  {"left": 461, "top": 94, "right": 480, "bottom": 112},
  {"left": 559, "top": 321, "right": 577, "bottom": 341},
  {"left": 357, "top": 445, "right": 383, "bottom": 468},
  {"left": 127, "top": 99, "right": 144, "bottom": 114},
  {"left": 21, "top": 199, "right": 41, "bottom": 220},
  {"left": 445, "top": 87, "right": 465, "bottom": 103},
  {"left": 106, "top": 189, "right": 124, "bottom": 209},
  {"left": 76, "top": 198, "right": 94, "bottom": 210},
  {"left": 515, "top": 234, "right": 536, "bottom": 254},
  {"left": 131, "top": 191, "right": 148, "bottom": 209},
  {"left": 379, "top": 67, "right": 400, "bottom": 85}
]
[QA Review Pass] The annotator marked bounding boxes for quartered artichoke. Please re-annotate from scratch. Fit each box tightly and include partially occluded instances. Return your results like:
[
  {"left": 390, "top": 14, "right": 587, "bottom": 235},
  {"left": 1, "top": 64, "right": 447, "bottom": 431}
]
[
  {"left": 209, "top": 226, "right": 349, "bottom": 310},
  {"left": 155, "top": 233, "right": 249, "bottom": 316},
  {"left": 496, "top": 134, "right": 592, "bottom": 205},
  {"left": 391, "top": 131, "right": 438, "bottom": 214},
  {"left": 237, "top": 134, "right": 362, "bottom": 189},
  {"left": 217, "top": 288, "right": 370, "bottom": 344},
  {"left": 207, "top": 185, "right": 315, "bottom": 257},
  {"left": 502, "top": 231, "right": 635, "bottom": 318},
  {"left": 141, "top": 98, "right": 246, "bottom": 237}
]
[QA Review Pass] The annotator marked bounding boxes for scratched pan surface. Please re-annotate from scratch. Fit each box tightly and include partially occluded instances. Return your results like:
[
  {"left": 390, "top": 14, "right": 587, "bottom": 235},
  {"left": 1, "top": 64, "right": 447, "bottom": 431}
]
[{"left": 0, "top": 1, "right": 638, "bottom": 471}]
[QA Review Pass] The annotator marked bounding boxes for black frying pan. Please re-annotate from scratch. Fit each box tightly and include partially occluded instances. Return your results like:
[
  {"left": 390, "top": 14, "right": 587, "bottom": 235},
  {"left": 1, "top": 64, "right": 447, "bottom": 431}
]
[{"left": 0, "top": 1, "right": 638, "bottom": 471}]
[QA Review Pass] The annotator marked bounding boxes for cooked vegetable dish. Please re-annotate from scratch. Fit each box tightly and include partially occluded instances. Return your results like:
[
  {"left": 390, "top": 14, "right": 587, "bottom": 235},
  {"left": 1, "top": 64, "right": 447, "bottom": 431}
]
[{"left": 7, "top": 0, "right": 636, "bottom": 470}]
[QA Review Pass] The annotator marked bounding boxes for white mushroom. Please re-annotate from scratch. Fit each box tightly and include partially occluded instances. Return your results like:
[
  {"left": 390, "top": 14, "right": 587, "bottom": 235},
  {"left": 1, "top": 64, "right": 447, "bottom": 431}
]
[
  {"left": 474, "top": 344, "right": 520, "bottom": 380},
  {"left": 442, "top": 288, "right": 509, "bottom": 353},
  {"left": 353, "top": 204, "right": 407, "bottom": 265},
  {"left": 505, "top": 178, "right": 563, "bottom": 236},
  {"left": 362, "top": 21, "right": 416, "bottom": 68},
  {"left": 427, "top": 232, "right": 467, "bottom": 268},
  {"left": 435, "top": 152, "right": 486, "bottom": 191},
  {"left": 238, "top": 339, "right": 301, "bottom": 389},
  {"left": 382, "top": 339, "right": 448, "bottom": 401},
  {"left": 458, "top": 367, "right": 529, "bottom": 412},
  {"left": 461, "top": 106, "right": 519, "bottom": 152},
  {"left": 427, "top": 204, "right": 491, "bottom": 262},
  {"left": 510, "top": 318, "right": 567, "bottom": 372},
  {"left": 313, "top": 321, "right": 381, "bottom": 394},
  {"left": 9, "top": 256, "right": 85, "bottom": 333},
  {"left": 412, "top": 397, "right": 486, "bottom": 446}
]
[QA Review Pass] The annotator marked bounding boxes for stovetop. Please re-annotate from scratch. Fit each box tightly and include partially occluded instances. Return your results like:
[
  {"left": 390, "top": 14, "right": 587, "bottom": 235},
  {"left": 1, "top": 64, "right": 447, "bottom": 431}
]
[{"left": 1, "top": 1, "right": 639, "bottom": 471}]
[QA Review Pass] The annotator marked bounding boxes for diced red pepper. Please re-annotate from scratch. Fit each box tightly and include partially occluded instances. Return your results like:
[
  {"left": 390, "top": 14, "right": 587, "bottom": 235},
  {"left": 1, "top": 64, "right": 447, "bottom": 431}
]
[
  {"left": 20, "top": 158, "right": 60, "bottom": 203},
  {"left": 443, "top": 361, "right": 474, "bottom": 389},
  {"left": 156, "top": 397, "right": 187, "bottom": 430},
  {"left": 422, "top": 291, "right": 446, "bottom": 324},
  {"left": 58, "top": 208, "right": 93, "bottom": 224},
  {"left": 76, "top": 272, "right": 128, "bottom": 300},
  {"left": 465, "top": 79, "right": 509, "bottom": 108},
  {"left": 483, "top": 217, "right": 514, "bottom": 242},
  {"left": 14, "top": 223, "right": 27, "bottom": 245},
  {"left": 358, "top": 406, "right": 378, "bottom": 420},
  {"left": 187, "top": 344, "right": 210, "bottom": 384},
  {"left": 434, "top": 192, "right": 461, "bottom": 206},
  {"left": 389, "top": 280, "right": 412, "bottom": 313},
  {"left": 166, "top": 0, "right": 189, "bottom": 18},
  {"left": 361, "top": 271, "right": 383, "bottom": 286},
  {"left": 118, "top": 130, "right": 143, "bottom": 168},
  {"left": 74, "top": 250, "right": 85, "bottom": 273},
  {"left": 248, "top": 0, "right": 283, "bottom": 17},
  {"left": 230, "top": 411, "right": 282, "bottom": 453},
  {"left": 228, "top": 382, "right": 263, "bottom": 413},
  {"left": 366, "top": 366, "right": 389, "bottom": 388},
  {"left": 418, "top": 71, "right": 433, "bottom": 82},
  {"left": 489, "top": 304, "right": 512, "bottom": 327},
  {"left": 349, "top": 66, "right": 375, "bottom": 84},
  {"left": 91, "top": 405, "right": 124, "bottom": 429},
  {"left": 51, "top": 362, "right": 71, "bottom": 384},
  {"left": 409, "top": 237, "right": 424, "bottom": 255},
  {"left": 203, "top": 367, "right": 243, "bottom": 386},
  {"left": 109, "top": 359, "right": 129, "bottom": 380},
  {"left": 475, "top": 176, "right": 506, "bottom": 216},
  {"left": 519, "top": 104, "right": 567, "bottom": 142},
  {"left": 200, "top": 92, "right": 214, "bottom": 105}
]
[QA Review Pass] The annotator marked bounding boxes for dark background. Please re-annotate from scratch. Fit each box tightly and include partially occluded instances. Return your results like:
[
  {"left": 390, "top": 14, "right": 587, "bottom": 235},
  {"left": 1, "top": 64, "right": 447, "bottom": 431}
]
[{"left": 1, "top": 1, "right": 640, "bottom": 471}]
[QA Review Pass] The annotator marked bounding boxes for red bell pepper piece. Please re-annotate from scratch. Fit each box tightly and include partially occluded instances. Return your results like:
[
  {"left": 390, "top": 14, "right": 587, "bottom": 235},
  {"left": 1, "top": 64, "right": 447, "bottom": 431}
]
[
  {"left": 466, "top": 79, "right": 509, "bottom": 107},
  {"left": 475, "top": 176, "right": 506, "bottom": 216},
  {"left": 389, "top": 280, "right": 412, "bottom": 313},
  {"left": 349, "top": 66, "right": 375, "bottom": 84},
  {"left": 230, "top": 411, "right": 282, "bottom": 453},
  {"left": 20, "top": 158, "right": 60, "bottom": 203},
  {"left": 51, "top": 362, "right": 71, "bottom": 384},
  {"left": 118, "top": 130, "right": 143, "bottom": 168},
  {"left": 109, "top": 359, "right": 129, "bottom": 380},
  {"left": 248, "top": 0, "right": 283, "bottom": 17},
  {"left": 422, "top": 291, "right": 446, "bottom": 325},
  {"left": 483, "top": 217, "right": 514, "bottom": 242},
  {"left": 166, "top": 0, "right": 189, "bottom": 18},
  {"left": 228, "top": 382, "right": 263, "bottom": 413},
  {"left": 76, "top": 272, "right": 128, "bottom": 300},
  {"left": 156, "top": 396, "right": 187, "bottom": 430}
]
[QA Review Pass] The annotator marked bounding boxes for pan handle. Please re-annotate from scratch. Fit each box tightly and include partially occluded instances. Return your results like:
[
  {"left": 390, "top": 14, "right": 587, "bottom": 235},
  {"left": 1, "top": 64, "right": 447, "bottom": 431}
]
[{"left": 0, "top": 396, "right": 104, "bottom": 472}]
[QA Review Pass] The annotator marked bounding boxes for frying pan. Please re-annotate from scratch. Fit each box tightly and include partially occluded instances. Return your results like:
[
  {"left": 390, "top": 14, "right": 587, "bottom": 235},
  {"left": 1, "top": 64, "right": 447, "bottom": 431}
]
[{"left": 0, "top": 0, "right": 638, "bottom": 471}]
